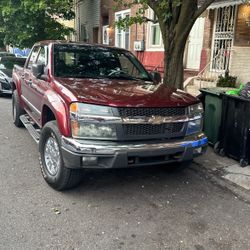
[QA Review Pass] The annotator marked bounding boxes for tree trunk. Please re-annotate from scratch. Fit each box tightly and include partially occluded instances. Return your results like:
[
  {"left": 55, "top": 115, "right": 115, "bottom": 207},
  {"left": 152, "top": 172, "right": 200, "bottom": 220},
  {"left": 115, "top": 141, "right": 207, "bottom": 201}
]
[
  {"left": 163, "top": 40, "right": 186, "bottom": 89},
  {"left": 147, "top": 0, "right": 216, "bottom": 89},
  {"left": 156, "top": 8, "right": 195, "bottom": 90}
]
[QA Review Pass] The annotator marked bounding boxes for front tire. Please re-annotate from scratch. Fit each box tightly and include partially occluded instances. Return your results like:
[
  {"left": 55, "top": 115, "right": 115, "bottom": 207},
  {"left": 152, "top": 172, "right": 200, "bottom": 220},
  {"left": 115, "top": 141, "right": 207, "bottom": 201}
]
[
  {"left": 39, "top": 121, "right": 83, "bottom": 190},
  {"left": 12, "top": 89, "right": 25, "bottom": 127}
]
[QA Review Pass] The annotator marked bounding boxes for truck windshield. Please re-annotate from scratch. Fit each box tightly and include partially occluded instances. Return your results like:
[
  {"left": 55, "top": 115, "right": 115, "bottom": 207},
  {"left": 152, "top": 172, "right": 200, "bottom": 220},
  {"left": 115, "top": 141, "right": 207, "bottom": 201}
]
[{"left": 53, "top": 44, "right": 151, "bottom": 81}]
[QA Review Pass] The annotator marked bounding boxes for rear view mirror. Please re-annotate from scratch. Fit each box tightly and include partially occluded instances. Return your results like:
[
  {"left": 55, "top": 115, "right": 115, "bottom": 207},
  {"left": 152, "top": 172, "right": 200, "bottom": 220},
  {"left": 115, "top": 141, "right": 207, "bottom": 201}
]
[
  {"left": 150, "top": 71, "right": 162, "bottom": 83},
  {"left": 32, "top": 63, "right": 44, "bottom": 79}
]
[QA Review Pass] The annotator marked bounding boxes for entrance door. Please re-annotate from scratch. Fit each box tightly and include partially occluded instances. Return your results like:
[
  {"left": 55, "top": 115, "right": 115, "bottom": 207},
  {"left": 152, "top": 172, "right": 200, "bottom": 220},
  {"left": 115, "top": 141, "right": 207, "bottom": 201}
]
[
  {"left": 211, "top": 6, "right": 237, "bottom": 71},
  {"left": 93, "top": 27, "right": 99, "bottom": 43},
  {"left": 186, "top": 17, "right": 205, "bottom": 69}
]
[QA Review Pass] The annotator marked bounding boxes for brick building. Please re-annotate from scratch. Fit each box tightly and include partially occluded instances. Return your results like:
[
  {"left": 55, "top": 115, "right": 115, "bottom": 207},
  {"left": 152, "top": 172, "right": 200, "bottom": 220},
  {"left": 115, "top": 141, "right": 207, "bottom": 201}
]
[
  {"left": 200, "top": 1, "right": 250, "bottom": 84},
  {"left": 75, "top": 0, "right": 250, "bottom": 84}
]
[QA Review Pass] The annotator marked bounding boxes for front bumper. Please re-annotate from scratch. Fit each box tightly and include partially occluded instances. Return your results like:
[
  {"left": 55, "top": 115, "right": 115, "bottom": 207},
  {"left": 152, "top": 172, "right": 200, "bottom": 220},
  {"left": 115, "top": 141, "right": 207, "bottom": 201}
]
[{"left": 61, "top": 133, "right": 208, "bottom": 169}]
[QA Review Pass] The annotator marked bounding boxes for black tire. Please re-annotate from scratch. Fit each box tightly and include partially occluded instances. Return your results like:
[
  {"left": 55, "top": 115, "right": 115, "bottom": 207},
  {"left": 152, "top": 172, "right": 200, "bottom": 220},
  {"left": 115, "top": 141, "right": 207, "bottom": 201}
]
[
  {"left": 219, "top": 148, "right": 225, "bottom": 157},
  {"left": 240, "top": 159, "right": 248, "bottom": 168},
  {"left": 213, "top": 141, "right": 220, "bottom": 154},
  {"left": 12, "top": 89, "right": 25, "bottom": 127},
  {"left": 39, "top": 121, "right": 83, "bottom": 191}
]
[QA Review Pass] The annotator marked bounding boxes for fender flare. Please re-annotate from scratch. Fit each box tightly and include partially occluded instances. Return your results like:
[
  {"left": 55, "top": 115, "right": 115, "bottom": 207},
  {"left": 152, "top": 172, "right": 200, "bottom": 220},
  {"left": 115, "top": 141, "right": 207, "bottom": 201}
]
[
  {"left": 12, "top": 75, "right": 25, "bottom": 108},
  {"left": 41, "top": 90, "right": 71, "bottom": 137}
]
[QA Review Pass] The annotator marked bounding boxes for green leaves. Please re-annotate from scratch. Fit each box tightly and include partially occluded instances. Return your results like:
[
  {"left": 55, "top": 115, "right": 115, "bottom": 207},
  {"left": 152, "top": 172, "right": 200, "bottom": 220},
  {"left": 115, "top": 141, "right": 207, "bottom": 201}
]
[
  {"left": 113, "top": 0, "right": 183, "bottom": 29},
  {"left": 0, "top": 0, "right": 75, "bottom": 48}
]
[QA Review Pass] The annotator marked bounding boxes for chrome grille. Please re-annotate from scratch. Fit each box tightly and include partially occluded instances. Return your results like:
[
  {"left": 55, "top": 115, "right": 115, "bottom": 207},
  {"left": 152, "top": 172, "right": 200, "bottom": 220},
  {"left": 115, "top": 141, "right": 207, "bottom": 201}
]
[
  {"left": 123, "top": 123, "right": 184, "bottom": 137},
  {"left": 118, "top": 107, "right": 186, "bottom": 118}
]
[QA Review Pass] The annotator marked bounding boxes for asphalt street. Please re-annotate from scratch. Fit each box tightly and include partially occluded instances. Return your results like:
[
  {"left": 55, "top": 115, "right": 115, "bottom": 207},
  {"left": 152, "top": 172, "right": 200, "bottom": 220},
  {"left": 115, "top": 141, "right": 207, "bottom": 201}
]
[{"left": 0, "top": 96, "right": 250, "bottom": 250}]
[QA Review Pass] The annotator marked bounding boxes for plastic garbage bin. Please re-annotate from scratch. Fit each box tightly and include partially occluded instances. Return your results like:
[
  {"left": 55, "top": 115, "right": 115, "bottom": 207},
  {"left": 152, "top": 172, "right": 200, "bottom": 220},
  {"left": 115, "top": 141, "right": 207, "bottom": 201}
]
[
  {"left": 200, "top": 88, "right": 225, "bottom": 146},
  {"left": 219, "top": 94, "right": 250, "bottom": 167}
]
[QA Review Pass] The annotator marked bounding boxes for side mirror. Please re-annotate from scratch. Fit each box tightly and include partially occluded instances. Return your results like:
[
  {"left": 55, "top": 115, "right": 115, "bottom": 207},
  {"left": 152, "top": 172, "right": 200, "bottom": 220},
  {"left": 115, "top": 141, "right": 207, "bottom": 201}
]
[
  {"left": 150, "top": 71, "right": 162, "bottom": 83},
  {"left": 32, "top": 63, "right": 45, "bottom": 79}
]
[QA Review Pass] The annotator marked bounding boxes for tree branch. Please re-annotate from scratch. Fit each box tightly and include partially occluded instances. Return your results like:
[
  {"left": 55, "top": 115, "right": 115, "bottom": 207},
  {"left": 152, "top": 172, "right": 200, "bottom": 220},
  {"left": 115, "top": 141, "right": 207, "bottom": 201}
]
[
  {"left": 193, "top": 0, "right": 215, "bottom": 20},
  {"left": 143, "top": 16, "right": 158, "bottom": 23}
]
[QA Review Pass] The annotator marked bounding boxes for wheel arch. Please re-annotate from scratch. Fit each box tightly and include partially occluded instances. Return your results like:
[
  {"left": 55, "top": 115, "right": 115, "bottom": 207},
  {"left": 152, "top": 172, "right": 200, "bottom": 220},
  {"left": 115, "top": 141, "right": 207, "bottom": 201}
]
[{"left": 41, "top": 94, "right": 71, "bottom": 137}]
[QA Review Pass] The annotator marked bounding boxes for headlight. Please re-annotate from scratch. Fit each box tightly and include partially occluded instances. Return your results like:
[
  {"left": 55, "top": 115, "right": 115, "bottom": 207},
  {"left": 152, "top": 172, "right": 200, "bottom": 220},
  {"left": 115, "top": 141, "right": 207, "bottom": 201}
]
[
  {"left": 188, "top": 103, "right": 203, "bottom": 116},
  {"left": 186, "top": 103, "right": 203, "bottom": 135},
  {"left": 70, "top": 103, "right": 113, "bottom": 117},
  {"left": 70, "top": 103, "right": 119, "bottom": 139},
  {"left": 186, "top": 118, "right": 202, "bottom": 135}
]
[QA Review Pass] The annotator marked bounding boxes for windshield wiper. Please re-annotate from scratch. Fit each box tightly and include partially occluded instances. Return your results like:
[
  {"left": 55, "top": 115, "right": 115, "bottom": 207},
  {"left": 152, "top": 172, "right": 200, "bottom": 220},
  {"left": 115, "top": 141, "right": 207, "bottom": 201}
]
[{"left": 105, "top": 75, "right": 137, "bottom": 80}]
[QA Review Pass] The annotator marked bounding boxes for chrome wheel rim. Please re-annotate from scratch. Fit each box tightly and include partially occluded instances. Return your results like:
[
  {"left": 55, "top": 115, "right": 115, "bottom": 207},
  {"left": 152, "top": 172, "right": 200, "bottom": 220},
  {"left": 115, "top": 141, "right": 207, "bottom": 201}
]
[{"left": 44, "top": 135, "right": 60, "bottom": 176}]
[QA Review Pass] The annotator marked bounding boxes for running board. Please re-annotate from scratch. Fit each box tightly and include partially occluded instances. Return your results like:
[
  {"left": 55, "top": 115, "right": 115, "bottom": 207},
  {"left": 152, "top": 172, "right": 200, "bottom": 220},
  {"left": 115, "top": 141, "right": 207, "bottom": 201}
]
[{"left": 20, "top": 115, "right": 40, "bottom": 144}]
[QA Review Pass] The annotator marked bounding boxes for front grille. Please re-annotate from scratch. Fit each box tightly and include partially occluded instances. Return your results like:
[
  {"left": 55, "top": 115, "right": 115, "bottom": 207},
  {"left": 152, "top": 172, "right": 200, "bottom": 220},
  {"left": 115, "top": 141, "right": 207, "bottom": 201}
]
[
  {"left": 172, "top": 122, "right": 184, "bottom": 133},
  {"left": 118, "top": 107, "right": 186, "bottom": 117},
  {"left": 123, "top": 122, "right": 184, "bottom": 137}
]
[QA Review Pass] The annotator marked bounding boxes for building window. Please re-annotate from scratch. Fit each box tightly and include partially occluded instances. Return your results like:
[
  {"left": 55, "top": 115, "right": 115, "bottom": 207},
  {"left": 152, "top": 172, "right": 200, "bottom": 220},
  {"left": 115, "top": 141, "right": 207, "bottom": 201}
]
[
  {"left": 115, "top": 10, "right": 130, "bottom": 50},
  {"left": 102, "top": 25, "right": 109, "bottom": 45},
  {"left": 151, "top": 13, "right": 161, "bottom": 45},
  {"left": 148, "top": 9, "right": 163, "bottom": 50}
]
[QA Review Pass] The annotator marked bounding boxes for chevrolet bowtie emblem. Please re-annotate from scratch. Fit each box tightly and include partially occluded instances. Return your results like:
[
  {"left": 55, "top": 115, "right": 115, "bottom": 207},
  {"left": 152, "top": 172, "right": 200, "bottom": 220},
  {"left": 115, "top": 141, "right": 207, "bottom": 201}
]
[{"left": 148, "top": 116, "right": 164, "bottom": 125}]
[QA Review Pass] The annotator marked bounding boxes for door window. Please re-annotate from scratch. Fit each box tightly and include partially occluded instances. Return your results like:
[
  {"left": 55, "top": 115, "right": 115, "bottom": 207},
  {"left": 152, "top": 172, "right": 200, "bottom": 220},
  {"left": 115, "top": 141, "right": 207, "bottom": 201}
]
[
  {"left": 27, "top": 47, "right": 40, "bottom": 69},
  {"left": 36, "top": 46, "right": 48, "bottom": 65}
]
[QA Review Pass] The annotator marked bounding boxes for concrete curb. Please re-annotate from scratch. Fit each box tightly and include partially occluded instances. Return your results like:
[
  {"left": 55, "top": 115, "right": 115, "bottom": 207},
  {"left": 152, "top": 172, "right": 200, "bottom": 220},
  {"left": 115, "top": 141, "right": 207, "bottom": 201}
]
[{"left": 190, "top": 161, "right": 250, "bottom": 204}]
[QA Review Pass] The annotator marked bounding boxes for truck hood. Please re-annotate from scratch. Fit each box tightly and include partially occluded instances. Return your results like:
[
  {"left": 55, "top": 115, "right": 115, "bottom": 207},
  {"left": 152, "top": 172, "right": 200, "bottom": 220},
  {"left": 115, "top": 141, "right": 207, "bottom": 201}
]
[{"left": 55, "top": 77, "right": 199, "bottom": 107}]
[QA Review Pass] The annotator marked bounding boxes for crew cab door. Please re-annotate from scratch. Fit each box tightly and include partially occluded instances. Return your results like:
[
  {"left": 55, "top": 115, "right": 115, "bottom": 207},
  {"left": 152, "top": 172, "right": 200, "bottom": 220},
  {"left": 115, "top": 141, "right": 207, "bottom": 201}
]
[
  {"left": 21, "top": 46, "right": 40, "bottom": 119},
  {"left": 28, "top": 46, "right": 49, "bottom": 125}
]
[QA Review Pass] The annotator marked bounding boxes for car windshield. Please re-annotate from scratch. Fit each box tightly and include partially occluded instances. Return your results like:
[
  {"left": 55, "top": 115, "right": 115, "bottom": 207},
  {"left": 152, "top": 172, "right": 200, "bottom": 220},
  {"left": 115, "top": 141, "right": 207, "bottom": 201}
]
[
  {"left": 0, "top": 57, "right": 26, "bottom": 70},
  {"left": 0, "top": 52, "right": 15, "bottom": 57},
  {"left": 53, "top": 44, "right": 151, "bottom": 81}
]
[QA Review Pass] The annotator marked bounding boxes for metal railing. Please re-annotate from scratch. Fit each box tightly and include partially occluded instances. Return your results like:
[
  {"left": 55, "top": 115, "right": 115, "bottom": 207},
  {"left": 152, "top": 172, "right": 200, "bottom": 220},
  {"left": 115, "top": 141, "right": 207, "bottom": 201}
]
[
  {"left": 197, "top": 48, "right": 232, "bottom": 89},
  {"left": 184, "top": 48, "right": 232, "bottom": 92},
  {"left": 153, "top": 59, "right": 164, "bottom": 72}
]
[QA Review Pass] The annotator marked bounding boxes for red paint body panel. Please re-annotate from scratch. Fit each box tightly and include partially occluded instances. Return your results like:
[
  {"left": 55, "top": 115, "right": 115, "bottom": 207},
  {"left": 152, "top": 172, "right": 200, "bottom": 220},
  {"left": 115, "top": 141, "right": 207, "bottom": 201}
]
[
  {"left": 55, "top": 77, "right": 198, "bottom": 108},
  {"left": 41, "top": 89, "right": 72, "bottom": 136},
  {"left": 13, "top": 41, "right": 199, "bottom": 137}
]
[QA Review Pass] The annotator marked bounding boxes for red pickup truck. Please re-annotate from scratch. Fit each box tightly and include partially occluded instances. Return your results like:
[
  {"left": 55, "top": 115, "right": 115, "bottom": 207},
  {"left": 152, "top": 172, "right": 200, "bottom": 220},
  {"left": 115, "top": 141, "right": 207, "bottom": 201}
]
[{"left": 12, "top": 41, "right": 207, "bottom": 190}]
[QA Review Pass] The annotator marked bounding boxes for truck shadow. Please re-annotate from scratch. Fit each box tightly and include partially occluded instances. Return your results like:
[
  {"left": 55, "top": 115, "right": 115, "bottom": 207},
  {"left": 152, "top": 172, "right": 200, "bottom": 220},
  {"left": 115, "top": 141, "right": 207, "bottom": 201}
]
[
  {"left": 0, "top": 93, "right": 12, "bottom": 99},
  {"left": 65, "top": 164, "right": 192, "bottom": 197}
]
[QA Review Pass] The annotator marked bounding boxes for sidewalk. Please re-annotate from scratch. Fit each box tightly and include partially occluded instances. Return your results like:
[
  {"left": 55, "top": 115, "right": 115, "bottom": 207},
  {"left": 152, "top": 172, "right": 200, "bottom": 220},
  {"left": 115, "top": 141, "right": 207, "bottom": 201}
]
[{"left": 192, "top": 146, "right": 250, "bottom": 201}]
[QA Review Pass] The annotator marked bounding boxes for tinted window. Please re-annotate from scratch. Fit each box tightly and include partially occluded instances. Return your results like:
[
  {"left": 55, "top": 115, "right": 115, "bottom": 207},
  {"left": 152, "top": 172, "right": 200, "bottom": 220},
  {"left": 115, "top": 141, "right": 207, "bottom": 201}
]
[
  {"left": 0, "top": 57, "right": 26, "bottom": 70},
  {"left": 53, "top": 44, "right": 150, "bottom": 81},
  {"left": 36, "top": 46, "right": 48, "bottom": 65},
  {"left": 27, "top": 46, "right": 40, "bottom": 69},
  {"left": 0, "top": 52, "right": 15, "bottom": 57}
]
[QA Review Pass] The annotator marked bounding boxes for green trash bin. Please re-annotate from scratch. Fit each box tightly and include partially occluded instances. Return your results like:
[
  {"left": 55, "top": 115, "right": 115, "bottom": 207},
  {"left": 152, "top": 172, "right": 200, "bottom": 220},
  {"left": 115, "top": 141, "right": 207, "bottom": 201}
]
[{"left": 200, "top": 88, "right": 233, "bottom": 146}]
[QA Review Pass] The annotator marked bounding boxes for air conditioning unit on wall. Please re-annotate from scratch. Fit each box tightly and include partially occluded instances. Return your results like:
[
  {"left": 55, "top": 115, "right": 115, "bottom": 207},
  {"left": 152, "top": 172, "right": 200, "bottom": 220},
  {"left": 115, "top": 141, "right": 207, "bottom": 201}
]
[{"left": 134, "top": 41, "right": 145, "bottom": 51}]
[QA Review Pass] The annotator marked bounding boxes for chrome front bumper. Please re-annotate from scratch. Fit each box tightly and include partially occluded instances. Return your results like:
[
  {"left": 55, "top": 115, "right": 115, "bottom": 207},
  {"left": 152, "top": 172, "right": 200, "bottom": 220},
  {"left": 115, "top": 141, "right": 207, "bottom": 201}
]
[{"left": 61, "top": 133, "right": 208, "bottom": 169}]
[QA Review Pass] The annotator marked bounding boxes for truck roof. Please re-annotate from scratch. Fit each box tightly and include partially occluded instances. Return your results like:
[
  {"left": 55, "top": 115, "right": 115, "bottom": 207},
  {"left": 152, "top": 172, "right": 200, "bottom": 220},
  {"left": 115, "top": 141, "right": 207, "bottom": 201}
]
[{"left": 33, "top": 40, "right": 127, "bottom": 52}]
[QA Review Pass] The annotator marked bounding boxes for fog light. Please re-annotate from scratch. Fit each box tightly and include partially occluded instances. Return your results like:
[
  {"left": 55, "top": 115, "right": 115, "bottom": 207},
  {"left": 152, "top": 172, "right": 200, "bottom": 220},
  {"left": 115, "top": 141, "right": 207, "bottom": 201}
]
[
  {"left": 193, "top": 147, "right": 202, "bottom": 154},
  {"left": 82, "top": 156, "right": 98, "bottom": 166}
]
